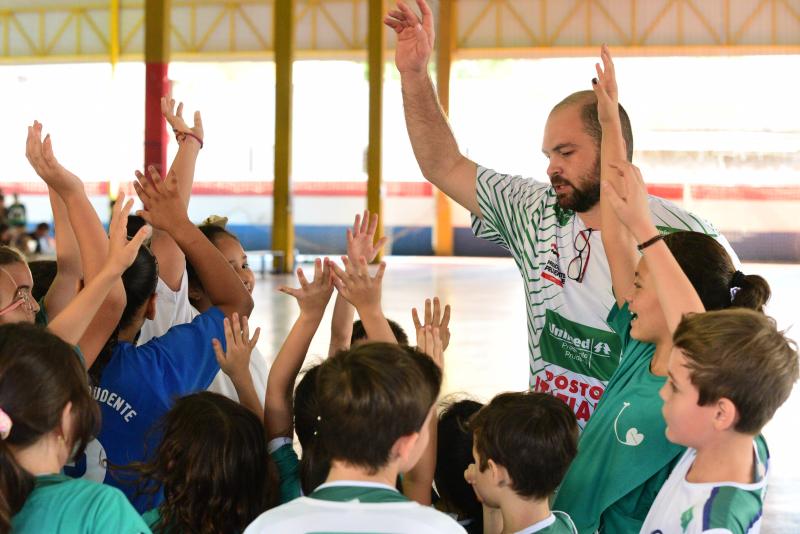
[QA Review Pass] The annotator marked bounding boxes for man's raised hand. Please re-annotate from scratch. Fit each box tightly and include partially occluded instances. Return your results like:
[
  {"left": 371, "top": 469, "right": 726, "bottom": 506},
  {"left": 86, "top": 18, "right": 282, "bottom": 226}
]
[
  {"left": 278, "top": 258, "right": 335, "bottom": 319},
  {"left": 385, "top": 0, "right": 435, "bottom": 74}
]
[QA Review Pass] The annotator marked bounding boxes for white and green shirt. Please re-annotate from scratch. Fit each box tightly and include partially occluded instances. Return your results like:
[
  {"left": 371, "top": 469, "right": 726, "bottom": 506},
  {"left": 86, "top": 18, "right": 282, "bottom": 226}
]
[
  {"left": 515, "top": 511, "right": 578, "bottom": 533},
  {"left": 640, "top": 437, "right": 769, "bottom": 534},
  {"left": 472, "top": 166, "right": 736, "bottom": 428},
  {"left": 243, "top": 480, "right": 466, "bottom": 533}
]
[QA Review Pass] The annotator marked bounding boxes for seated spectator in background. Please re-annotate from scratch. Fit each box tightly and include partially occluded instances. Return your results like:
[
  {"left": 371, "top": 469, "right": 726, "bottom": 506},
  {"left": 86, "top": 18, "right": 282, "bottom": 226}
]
[
  {"left": 465, "top": 392, "right": 579, "bottom": 534},
  {"left": 7, "top": 193, "right": 27, "bottom": 229},
  {"left": 29, "top": 222, "right": 55, "bottom": 255}
]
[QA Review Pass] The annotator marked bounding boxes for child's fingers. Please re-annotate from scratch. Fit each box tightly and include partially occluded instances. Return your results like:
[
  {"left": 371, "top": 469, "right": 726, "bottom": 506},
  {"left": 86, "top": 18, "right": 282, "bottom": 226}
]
[
  {"left": 126, "top": 225, "right": 152, "bottom": 253},
  {"left": 412, "top": 307, "right": 422, "bottom": 330},
  {"left": 321, "top": 257, "right": 332, "bottom": 287},
  {"left": 330, "top": 261, "right": 347, "bottom": 282},
  {"left": 353, "top": 212, "right": 361, "bottom": 235},
  {"left": 241, "top": 315, "right": 250, "bottom": 343},
  {"left": 346, "top": 228, "right": 353, "bottom": 245},
  {"left": 360, "top": 209, "right": 370, "bottom": 234},
  {"left": 278, "top": 286, "right": 300, "bottom": 298},
  {"left": 595, "top": 62, "right": 603, "bottom": 79},
  {"left": 432, "top": 297, "right": 442, "bottom": 326},
  {"left": 224, "top": 316, "right": 236, "bottom": 349},
  {"left": 212, "top": 338, "right": 226, "bottom": 366},
  {"left": 424, "top": 298, "right": 432, "bottom": 327},
  {"left": 249, "top": 326, "right": 261, "bottom": 348},
  {"left": 357, "top": 256, "right": 370, "bottom": 277},
  {"left": 135, "top": 210, "right": 153, "bottom": 226},
  {"left": 373, "top": 261, "right": 386, "bottom": 283},
  {"left": 367, "top": 211, "right": 378, "bottom": 236},
  {"left": 176, "top": 101, "right": 184, "bottom": 119},
  {"left": 193, "top": 110, "right": 203, "bottom": 130},
  {"left": 441, "top": 304, "right": 451, "bottom": 330},
  {"left": 312, "top": 258, "right": 323, "bottom": 283},
  {"left": 296, "top": 267, "right": 310, "bottom": 289},
  {"left": 373, "top": 236, "right": 389, "bottom": 254},
  {"left": 147, "top": 165, "right": 164, "bottom": 193}
]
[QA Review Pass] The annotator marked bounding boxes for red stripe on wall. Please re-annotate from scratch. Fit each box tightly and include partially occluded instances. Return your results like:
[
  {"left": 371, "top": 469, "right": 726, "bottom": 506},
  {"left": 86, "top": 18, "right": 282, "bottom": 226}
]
[{"left": 2, "top": 181, "right": 798, "bottom": 201}]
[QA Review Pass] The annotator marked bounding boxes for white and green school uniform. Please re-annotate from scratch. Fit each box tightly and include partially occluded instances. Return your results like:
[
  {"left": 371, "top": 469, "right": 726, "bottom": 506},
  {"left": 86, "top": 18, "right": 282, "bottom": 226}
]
[
  {"left": 640, "top": 437, "right": 769, "bottom": 534},
  {"left": 515, "top": 512, "right": 578, "bottom": 534},
  {"left": 553, "top": 304, "right": 685, "bottom": 533},
  {"left": 243, "top": 481, "right": 467, "bottom": 533},
  {"left": 11, "top": 474, "right": 150, "bottom": 533},
  {"left": 472, "top": 166, "right": 737, "bottom": 428}
]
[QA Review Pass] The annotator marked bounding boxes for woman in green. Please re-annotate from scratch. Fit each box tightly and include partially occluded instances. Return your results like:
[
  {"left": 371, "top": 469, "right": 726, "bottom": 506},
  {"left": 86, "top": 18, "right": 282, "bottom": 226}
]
[
  {"left": 552, "top": 46, "right": 772, "bottom": 533},
  {"left": 0, "top": 323, "right": 150, "bottom": 534}
]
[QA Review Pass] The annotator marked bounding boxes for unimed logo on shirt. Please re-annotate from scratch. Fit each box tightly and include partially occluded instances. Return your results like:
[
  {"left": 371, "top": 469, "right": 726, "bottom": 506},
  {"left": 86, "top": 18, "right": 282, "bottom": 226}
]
[{"left": 540, "top": 309, "right": 621, "bottom": 381}]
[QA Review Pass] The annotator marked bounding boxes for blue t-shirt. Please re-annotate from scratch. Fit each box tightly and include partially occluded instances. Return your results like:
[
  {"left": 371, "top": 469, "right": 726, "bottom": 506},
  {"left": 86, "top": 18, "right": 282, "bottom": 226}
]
[{"left": 65, "top": 307, "right": 226, "bottom": 513}]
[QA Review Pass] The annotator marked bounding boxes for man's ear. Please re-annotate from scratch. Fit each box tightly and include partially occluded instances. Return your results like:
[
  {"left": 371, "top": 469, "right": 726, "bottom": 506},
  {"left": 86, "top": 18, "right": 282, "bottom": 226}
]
[
  {"left": 145, "top": 292, "right": 157, "bottom": 320},
  {"left": 713, "top": 397, "right": 738, "bottom": 432}
]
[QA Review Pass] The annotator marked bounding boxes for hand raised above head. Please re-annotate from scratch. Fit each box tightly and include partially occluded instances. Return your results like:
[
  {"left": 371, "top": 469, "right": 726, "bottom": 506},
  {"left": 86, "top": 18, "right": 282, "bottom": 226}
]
[
  {"left": 213, "top": 313, "right": 261, "bottom": 382},
  {"left": 592, "top": 44, "right": 619, "bottom": 124},
  {"left": 133, "top": 166, "right": 189, "bottom": 231},
  {"left": 24, "top": 121, "right": 83, "bottom": 193},
  {"left": 603, "top": 161, "right": 655, "bottom": 241},
  {"left": 347, "top": 210, "right": 389, "bottom": 264},
  {"left": 278, "top": 258, "right": 335, "bottom": 318},
  {"left": 105, "top": 192, "right": 151, "bottom": 276},
  {"left": 412, "top": 296, "right": 451, "bottom": 352},
  {"left": 161, "top": 94, "right": 204, "bottom": 143},
  {"left": 385, "top": 0, "right": 435, "bottom": 74}
]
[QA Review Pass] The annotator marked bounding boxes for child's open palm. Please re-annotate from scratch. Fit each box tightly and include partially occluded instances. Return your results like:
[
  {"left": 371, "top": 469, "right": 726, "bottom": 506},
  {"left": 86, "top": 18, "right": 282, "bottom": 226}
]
[
  {"left": 213, "top": 313, "right": 260, "bottom": 381},
  {"left": 106, "top": 192, "right": 151, "bottom": 275},
  {"left": 278, "top": 258, "right": 334, "bottom": 318}
]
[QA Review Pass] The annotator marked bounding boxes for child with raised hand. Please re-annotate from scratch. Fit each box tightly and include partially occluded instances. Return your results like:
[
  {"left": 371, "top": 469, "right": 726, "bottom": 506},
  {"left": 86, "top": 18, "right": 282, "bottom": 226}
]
[
  {"left": 246, "top": 342, "right": 466, "bottom": 533},
  {"left": 328, "top": 210, "right": 388, "bottom": 355},
  {"left": 464, "top": 392, "right": 579, "bottom": 534},
  {"left": 0, "top": 192, "right": 149, "bottom": 352},
  {"left": 264, "top": 257, "right": 335, "bottom": 503},
  {"left": 554, "top": 45, "right": 775, "bottom": 534},
  {"left": 599, "top": 158, "right": 798, "bottom": 533},
  {"left": 23, "top": 121, "right": 139, "bottom": 366},
  {"left": 0, "top": 323, "right": 150, "bottom": 534},
  {"left": 67, "top": 166, "right": 253, "bottom": 513},
  {"left": 119, "top": 314, "right": 275, "bottom": 534}
]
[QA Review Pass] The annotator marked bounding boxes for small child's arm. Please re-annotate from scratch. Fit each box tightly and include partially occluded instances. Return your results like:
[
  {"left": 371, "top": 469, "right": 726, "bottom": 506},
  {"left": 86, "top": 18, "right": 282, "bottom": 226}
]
[
  {"left": 41, "top": 186, "right": 81, "bottom": 318},
  {"left": 265, "top": 258, "right": 334, "bottom": 439}
]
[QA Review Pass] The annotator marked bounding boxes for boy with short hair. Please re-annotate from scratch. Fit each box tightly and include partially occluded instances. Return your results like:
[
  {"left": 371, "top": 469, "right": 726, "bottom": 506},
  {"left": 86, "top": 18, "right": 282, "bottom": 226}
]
[
  {"left": 245, "top": 342, "right": 466, "bottom": 533},
  {"left": 465, "top": 392, "right": 580, "bottom": 533},
  {"left": 641, "top": 309, "right": 799, "bottom": 533}
]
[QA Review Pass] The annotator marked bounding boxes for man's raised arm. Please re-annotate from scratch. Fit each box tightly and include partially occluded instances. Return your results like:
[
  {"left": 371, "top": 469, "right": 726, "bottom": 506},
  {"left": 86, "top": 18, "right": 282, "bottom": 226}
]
[{"left": 386, "top": 0, "right": 480, "bottom": 216}]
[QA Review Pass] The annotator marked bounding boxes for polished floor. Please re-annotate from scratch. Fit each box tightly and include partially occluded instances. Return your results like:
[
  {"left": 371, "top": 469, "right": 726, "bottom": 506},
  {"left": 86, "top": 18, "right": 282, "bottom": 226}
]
[{"left": 248, "top": 257, "right": 800, "bottom": 533}]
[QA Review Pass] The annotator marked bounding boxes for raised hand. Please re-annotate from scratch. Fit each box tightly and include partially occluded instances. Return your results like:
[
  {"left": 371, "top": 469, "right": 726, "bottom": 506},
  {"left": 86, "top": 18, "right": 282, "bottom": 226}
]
[
  {"left": 161, "top": 94, "right": 204, "bottom": 143},
  {"left": 347, "top": 210, "right": 389, "bottom": 264},
  {"left": 603, "top": 162, "right": 656, "bottom": 242},
  {"left": 592, "top": 44, "right": 619, "bottom": 124},
  {"left": 331, "top": 256, "right": 386, "bottom": 314},
  {"left": 417, "top": 325, "right": 444, "bottom": 370},
  {"left": 25, "top": 121, "right": 82, "bottom": 194},
  {"left": 412, "top": 297, "right": 451, "bottom": 352},
  {"left": 385, "top": 0, "right": 435, "bottom": 74},
  {"left": 133, "top": 166, "right": 189, "bottom": 231},
  {"left": 279, "top": 258, "right": 335, "bottom": 319},
  {"left": 106, "top": 192, "right": 151, "bottom": 275},
  {"left": 213, "top": 313, "right": 261, "bottom": 382}
]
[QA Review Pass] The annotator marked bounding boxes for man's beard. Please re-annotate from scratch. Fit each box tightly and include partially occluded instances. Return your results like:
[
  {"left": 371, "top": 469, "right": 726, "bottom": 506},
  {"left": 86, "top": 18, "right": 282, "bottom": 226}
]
[{"left": 552, "top": 158, "right": 600, "bottom": 213}]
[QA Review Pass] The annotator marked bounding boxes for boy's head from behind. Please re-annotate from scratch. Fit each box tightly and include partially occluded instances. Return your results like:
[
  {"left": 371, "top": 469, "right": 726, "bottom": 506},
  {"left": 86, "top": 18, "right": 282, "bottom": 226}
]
[
  {"left": 435, "top": 398, "right": 484, "bottom": 521},
  {"left": 662, "top": 309, "right": 799, "bottom": 447},
  {"left": 315, "top": 342, "right": 441, "bottom": 475},
  {"left": 350, "top": 318, "right": 409, "bottom": 346},
  {"left": 466, "top": 392, "right": 578, "bottom": 507}
]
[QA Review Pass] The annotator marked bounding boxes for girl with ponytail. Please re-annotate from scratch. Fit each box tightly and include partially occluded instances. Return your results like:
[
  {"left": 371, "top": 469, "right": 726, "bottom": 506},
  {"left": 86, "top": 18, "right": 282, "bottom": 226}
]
[
  {"left": 0, "top": 323, "right": 148, "bottom": 534},
  {"left": 553, "top": 46, "right": 771, "bottom": 534}
]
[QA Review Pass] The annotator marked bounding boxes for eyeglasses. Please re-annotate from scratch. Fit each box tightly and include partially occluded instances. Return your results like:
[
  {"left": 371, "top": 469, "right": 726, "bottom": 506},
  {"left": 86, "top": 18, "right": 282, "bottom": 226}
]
[
  {"left": 567, "top": 229, "right": 593, "bottom": 283},
  {"left": 0, "top": 287, "right": 35, "bottom": 316}
]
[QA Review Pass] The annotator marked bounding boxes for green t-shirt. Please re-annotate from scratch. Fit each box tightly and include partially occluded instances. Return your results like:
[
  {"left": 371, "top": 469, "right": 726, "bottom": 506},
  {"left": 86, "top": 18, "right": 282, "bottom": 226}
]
[
  {"left": 553, "top": 304, "right": 685, "bottom": 534},
  {"left": 270, "top": 438, "right": 302, "bottom": 504},
  {"left": 12, "top": 473, "right": 151, "bottom": 533}
]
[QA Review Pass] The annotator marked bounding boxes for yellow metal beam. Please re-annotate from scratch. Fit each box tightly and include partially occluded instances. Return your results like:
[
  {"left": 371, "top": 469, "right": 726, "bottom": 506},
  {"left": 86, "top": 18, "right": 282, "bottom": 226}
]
[
  {"left": 434, "top": 0, "right": 454, "bottom": 256},
  {"left": 366, "top": 0, "right": 383, "bottom": 261},
  {"left": 110, "top": 0, "right": 120, "bottom": 68},
  {"left": 273, "top": 0, "right": 294, "bottom": 273}
]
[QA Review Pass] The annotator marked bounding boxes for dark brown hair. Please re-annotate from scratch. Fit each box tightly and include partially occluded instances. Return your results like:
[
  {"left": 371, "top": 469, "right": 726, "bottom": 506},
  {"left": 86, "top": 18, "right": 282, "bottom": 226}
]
[
  {"left": 470, "top": 392, "right": 578, "bottom": 500},
  {"left": 553, "top": 90, "right": 634, "bottom": 162},
  {"left": 0, "top": 323, "right": 100, "bottom": 533},
  {"left": 0, "top": 247, "right": 25, "bottom": 267},
  {"left": 351, "top": 318, "right": 409, "bottom": 346},
  {"left": 673, "top": 309, "right": 799, "bottom": 434},
  {"left": 119, "top": 392, "right": 277, "bottom": 534},
  {"left": 663, "top": 231, "right": 771, "bottom": 312},
  {"left": 312, "top": 343, "right": 442, "bottom": 474}
]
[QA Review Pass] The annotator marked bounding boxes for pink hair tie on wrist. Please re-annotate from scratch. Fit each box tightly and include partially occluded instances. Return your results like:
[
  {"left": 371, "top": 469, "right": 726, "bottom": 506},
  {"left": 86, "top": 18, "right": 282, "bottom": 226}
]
[
  {"left": 0, "top": 408, "right": 12, "bottom": 440},
  {"left": 173, "top": 129, "right": 203, "bottom": 149}
]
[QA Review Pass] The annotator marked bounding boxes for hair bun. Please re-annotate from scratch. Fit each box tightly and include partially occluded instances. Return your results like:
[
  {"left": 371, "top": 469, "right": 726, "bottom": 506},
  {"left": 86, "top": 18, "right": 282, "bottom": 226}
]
[
  {"left": 200, "top": 215, "right": 228, "bottom": 229},
  {"left": 729, "top": 270, "right": 747, "bottom": 289}
]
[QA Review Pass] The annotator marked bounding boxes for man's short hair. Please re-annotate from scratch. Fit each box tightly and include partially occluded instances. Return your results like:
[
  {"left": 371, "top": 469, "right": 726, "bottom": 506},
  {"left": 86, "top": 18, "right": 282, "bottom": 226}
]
[
  {"left": 351, "top": 318, "right": 409, "bottom": 346},
  {"left": 315, "top": 343, "right": 442, "bottom": 473},
  {"left": 552, "top": 90, "right": 634, "bottom": 162},
  {"left": 673, "top": 309, "right": 799, "bottom": 434},
  {"left": 469, "top": 392, "right": 578, "bottom": 500}
]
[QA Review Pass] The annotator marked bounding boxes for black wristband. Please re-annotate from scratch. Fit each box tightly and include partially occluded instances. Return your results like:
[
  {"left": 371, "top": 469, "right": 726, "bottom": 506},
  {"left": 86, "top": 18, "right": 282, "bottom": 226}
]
[{"left": 637, "top": 234, "right": 665, "bottom": 251}]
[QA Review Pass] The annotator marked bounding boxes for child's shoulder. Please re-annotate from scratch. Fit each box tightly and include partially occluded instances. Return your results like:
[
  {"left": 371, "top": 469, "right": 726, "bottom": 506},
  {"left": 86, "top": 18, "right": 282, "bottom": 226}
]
[{"left": 695, "top": 484, "right": 763, "bottom": 532}]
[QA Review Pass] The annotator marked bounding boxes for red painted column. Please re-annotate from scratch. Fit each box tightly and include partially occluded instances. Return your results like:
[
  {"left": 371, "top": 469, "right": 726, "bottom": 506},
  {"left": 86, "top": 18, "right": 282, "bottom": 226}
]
[{"left": 144, "top": 0, "right": 170, "bottom": 174}]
